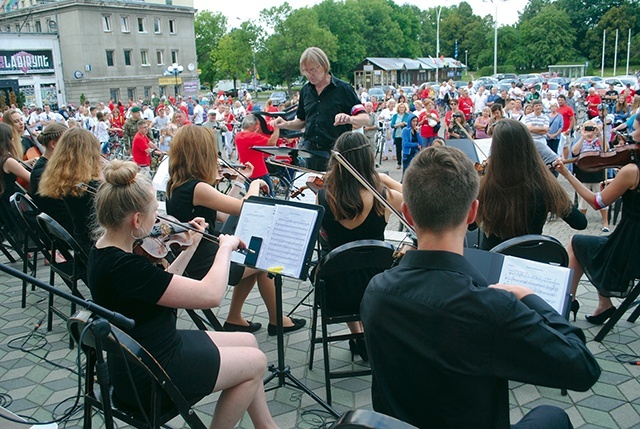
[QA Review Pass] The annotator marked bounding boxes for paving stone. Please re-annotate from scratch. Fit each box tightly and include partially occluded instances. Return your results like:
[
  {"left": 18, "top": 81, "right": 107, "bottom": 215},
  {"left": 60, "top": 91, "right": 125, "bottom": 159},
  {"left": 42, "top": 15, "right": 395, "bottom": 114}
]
[{"left": 578, "top": 395, "right": 627, "bottom": 412}]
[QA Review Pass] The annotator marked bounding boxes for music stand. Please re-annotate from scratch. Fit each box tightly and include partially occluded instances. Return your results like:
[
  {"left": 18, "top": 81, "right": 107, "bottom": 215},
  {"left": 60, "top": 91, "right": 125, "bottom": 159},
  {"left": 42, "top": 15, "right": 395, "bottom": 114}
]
[
  {"left": 230, "top": 196, "right": 338, "bottom": 417},
  {"left": 251, "top": 146, "right": 329, "bottom": 169}
]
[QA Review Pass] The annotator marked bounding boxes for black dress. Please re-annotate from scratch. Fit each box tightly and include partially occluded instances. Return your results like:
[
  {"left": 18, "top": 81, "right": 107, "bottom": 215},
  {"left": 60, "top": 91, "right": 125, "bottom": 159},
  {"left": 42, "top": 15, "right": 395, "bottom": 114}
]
[
  {"left": 166, "top": 179, "right": 244, "bottom": 284},
  {"left": 0, "top": 158, "right": 18, "bottom": 218},
  {"left": 573, "top": 164, "right": 640, "bottom": 297},
  {"left": 62, "top": 179, "right": 100, "bottom": 257},
  {"left": 88, "top": 246, "right": 220, "bottom": 408},
  {"left": 30, "top": 157, "right": 75, "bottom": 235}
]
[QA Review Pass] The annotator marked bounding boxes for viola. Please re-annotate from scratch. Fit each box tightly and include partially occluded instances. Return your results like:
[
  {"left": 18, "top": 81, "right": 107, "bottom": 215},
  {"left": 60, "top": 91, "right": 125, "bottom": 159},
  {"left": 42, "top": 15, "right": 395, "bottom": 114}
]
[
  {"left": 134, "top": 216, "right": 194, "bottom": 262},
  {"left": 563, "top": 143, "right": 640, "bottom": 173}
]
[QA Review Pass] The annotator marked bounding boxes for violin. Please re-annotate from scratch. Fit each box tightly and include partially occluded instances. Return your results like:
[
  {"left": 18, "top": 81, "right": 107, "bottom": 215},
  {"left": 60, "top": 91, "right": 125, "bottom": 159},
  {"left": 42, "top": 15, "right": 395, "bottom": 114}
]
[
  {"left": 290, "top": 175, "right": 325, "bottom": 199},
  {"left": 474, "top": 159, "right": 488, "bottom": 176},
  {"left": 563, "top": 143, "right": 640, "bottom": 173},
  {"left": 134, "top": 215, "right": 195, "bottom": 263}
]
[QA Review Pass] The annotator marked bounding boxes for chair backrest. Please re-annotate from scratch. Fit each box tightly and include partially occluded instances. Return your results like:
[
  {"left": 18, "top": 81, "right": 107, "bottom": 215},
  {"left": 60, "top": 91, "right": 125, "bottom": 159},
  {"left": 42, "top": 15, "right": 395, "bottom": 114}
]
[
  {"left": 315, "top": 240, "right": 395, "bottom": 316},
  {"left": 331, "top": 410, "right": 419, "bottom": 429},
  {"left": 9, "top": 192, "right": 51, "bottom": 255},
  {"left": 490, "top": 234, "right": 569, "bottom": 267},
  {"left": 36, "top": 212, "right": 88, "bottom": 267},
  {"left": 67, "top": 310, "right": 207, "bottom": 429}
]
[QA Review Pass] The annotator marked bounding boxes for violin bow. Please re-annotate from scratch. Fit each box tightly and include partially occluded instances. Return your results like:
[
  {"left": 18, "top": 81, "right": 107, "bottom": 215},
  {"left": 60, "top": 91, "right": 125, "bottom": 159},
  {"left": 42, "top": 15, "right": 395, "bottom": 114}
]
[
  {"left": 266, "top": 158, "right": 324, "bottom": 175},
  {"left": 330, "top": 150, "right": 415, "bottom": 233},
  {"left": 218, "top": 157, "right": 252, "bottom": 183},
  {"left": 458, "top": 123, "right": 489, "bottom": 160}
]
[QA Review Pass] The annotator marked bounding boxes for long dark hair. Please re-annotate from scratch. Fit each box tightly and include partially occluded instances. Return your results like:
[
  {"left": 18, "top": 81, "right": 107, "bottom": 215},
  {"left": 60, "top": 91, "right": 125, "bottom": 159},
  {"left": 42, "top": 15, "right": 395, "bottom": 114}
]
[
  {"left": 477, "top": 119, "right": 571, "bottom": 238},
  {"left": 324, "top": 132, "right": 383, "bottom": 220},
  {"left": 0, "top": 123, "right": 16, "bottom": 195}
]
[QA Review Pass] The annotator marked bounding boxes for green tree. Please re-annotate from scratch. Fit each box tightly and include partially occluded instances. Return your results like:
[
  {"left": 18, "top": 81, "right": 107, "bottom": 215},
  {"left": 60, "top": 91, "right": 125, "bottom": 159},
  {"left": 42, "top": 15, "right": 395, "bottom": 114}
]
[
  {"left": 261, "top": 7, "right": 337, "bottom": 91},
  {"left": 517, "top": 5, "right": 577, "bottom": 69},
  {"left": 583, "top": 4, "right": 640, "bottom": 67},
  {"left": 194, "top": 11, "right": 227, "bottom": 88},
  {"left": 211, "top": 23, "right": 259, "bottom": 90}
]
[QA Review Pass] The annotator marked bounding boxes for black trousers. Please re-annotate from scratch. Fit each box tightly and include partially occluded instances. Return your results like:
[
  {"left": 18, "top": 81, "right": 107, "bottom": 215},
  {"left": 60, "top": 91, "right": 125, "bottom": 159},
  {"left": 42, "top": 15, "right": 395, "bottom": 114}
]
[
  {"left": 512, "top": 405, "right": 573, "bottom": 429},
  {"left": 394, "top": 137, "right": 402, "bottom": 166}
]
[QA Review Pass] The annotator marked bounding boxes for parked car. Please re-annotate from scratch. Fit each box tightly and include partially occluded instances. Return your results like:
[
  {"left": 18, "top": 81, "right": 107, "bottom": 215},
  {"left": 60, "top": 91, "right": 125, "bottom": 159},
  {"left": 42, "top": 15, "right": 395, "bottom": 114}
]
[
  {"left": 492, "top": 73, "right": 518, "bottom": 81},
  {"left": 518, "top": 73, "right": 544, "bottom": 83},
  {"left": 268, "top": 91, "right": 288, "bottom": 106},
  {"left": 573, "top": 76, "right": 604, "bottom": 87},
  {"left": 532, "top": 82, "right": 560, "bottom": 97},
  {"left": 497, "top": 78, "right": 518, "bottom": 92},
  {"left": 368, "top": 87, "right": 386, "bottom": 101},
  {"left": 474, "top": 77, "right": 498, "bottom": 91},
  {"left": 548, "top": 77, "right": 571, "bottom": 89},
  {"left": 605, "top": 76, "right": 638, "bottom": 92},
  {"left": 522, "top": 77, "right": 544, "bottom": 88},
  {"left": 224, "top": 88, "right": 238, "bottom": 98}
]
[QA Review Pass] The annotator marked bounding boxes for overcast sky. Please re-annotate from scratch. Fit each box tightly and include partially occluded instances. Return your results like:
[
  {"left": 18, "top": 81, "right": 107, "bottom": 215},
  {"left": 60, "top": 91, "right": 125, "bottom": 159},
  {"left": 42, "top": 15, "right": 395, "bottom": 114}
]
[{"left": 194, "top": 0, "right": 529, "bottom": 28}]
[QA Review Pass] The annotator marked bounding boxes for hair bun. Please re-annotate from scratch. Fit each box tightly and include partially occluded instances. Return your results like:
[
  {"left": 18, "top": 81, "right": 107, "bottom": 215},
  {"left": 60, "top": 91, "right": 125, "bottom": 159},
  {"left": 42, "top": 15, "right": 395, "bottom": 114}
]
[{"left": 103, "top": 160, "right": 139, "bottom": 186}]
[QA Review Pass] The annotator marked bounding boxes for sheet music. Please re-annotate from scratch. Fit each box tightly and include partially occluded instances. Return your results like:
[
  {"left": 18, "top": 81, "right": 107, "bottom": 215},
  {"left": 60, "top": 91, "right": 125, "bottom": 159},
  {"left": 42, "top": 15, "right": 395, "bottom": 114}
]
[
  {"left": 498, "top": 255, "right": 571, "bottom": 314},
  {"left": 231, "top": 200, "right": 319, "bottom": 279},
  {"left": 257, "top": 205, "right": 318, "bottom": 278}
]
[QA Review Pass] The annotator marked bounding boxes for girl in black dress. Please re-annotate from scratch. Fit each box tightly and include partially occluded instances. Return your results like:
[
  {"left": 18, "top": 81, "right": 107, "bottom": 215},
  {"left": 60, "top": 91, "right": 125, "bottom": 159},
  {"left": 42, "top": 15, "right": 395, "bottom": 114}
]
[
  {"left": 554, "top": 115, "right": 640, "bottom": 324},
  {"left": 0, "top": 123, "right": 31, "bottom": 214},
  {"left": 88, "top": 160, "right": 277, "bottom": 429}
]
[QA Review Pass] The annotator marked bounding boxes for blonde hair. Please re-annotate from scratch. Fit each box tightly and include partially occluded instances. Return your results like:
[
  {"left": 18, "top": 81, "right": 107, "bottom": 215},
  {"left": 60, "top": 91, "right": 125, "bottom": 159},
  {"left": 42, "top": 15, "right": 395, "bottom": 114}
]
[
  {"left": 166, "top": 125, "right": 218, "bottom": 196},
  {"left": 96, "top": 160, "right": 155, "bottom": 230},
  {"left": 38, "top": 127, "right": 103, "bottom": 198},
  {"left": 1, "top": 109, "right": 25, "bottom": 158},
  {"left": 299, "top": 47, "right": 330, "bottom": 74}
]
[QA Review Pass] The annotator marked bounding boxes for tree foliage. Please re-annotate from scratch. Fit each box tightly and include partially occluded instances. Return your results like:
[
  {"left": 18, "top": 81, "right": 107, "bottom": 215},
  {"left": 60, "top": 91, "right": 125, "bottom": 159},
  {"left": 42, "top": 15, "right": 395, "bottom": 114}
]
[{"left": 197, "top": 0, "right": 640, "bottom": 86}]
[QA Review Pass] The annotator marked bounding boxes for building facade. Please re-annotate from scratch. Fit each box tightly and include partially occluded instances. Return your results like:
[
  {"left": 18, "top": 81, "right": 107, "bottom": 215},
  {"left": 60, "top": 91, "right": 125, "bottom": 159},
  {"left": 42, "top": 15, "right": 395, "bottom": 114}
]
[
  {"left": 0, "top": 0, "right": 197, "bottom": 107},
  {"left": 353, "top": 57, "right": 467, "bottom": 90}
]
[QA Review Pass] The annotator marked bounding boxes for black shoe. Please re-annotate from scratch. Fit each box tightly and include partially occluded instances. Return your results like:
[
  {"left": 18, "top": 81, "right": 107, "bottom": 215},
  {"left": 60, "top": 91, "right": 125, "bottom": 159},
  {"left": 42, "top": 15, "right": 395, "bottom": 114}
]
[
  {"left": 585, "top": 307, "right": 617, "bottom": 325},
  {"left": 570, "top": 300, "right": 580, "bottom": 322},
  {"left": 349, "top": 338, "right": 369, "bottom": 362},
  {"left": 267, "top": 318, "right": 306, "bottom": 336},
  {"left": 223, "top": 320, "right": 262, "bottom": 333}
]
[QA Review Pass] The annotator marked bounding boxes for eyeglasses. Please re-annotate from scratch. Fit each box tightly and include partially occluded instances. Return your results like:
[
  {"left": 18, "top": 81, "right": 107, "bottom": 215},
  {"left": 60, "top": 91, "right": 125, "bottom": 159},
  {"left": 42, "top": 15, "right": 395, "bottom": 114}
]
[
  {"left": 301, "top": 65, "right": 322, "bottom": 75},
  {"left": 583, "top": 126, "right": 596, "bottom": 131}
]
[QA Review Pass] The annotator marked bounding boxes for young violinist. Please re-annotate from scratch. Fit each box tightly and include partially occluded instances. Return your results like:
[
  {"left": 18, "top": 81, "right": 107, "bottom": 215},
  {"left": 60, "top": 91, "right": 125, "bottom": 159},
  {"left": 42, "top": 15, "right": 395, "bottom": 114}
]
[
  {"left": 38, "top": 127, "right": 103, "bottom": 257},
  {"left": 88, "top": 160, "right": 278, "bottom": 429},
  {"left": 554, "top": 114, "right": 640, "bottom": 324},
  {"left": 166, "top": 124, "right": 305, "bottom": 335},
  {"left": 317, "top": 131, "right": 403, "bottom": 361},
  {"left": 29, "top": 123, "right": 75, "bottom": 234},
  {"left": 2, "top": 109, "right": 29, "bottom": 158},
  {"left": 476, "top": 119, "right": 586, "bottom": 255},
  {"left": 0, "top": 123, "right": 31, "bottom": 215}
]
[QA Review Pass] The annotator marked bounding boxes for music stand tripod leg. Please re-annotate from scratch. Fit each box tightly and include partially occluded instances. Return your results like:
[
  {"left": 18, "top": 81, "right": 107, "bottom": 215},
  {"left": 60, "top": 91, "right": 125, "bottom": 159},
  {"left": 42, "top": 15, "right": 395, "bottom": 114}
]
[{"left": 263, "top": 273, "right": 339, "bottom": 418}]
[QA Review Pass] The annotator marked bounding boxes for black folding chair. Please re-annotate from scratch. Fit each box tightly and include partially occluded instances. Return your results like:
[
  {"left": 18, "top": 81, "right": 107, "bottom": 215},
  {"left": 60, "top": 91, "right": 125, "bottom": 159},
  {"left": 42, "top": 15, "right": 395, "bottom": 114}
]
[
  {"left": 68, "top": 310, "right": 207, "bottom": 429},
  {"left": 36, "top": 212, "right": 86, "bottom": 333},
  {"left": 309, "top": 240, "right": 395, "bottom": 404},
  {"left": 594, "top": 280, "right": 640, "bottom": 342},
  {"left": 331, "top": 409, "right": 418, "bottom": 429}
]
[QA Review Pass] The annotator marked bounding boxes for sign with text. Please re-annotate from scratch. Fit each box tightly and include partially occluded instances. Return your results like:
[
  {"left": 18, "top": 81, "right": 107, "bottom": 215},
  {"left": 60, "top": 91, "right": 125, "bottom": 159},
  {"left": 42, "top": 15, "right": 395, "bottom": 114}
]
[
  {"left": 0, "top": 50, "right": 54, "bottom": 75},
  {"left": 159, "top": 77, "right": 181, "bottom": 86}
]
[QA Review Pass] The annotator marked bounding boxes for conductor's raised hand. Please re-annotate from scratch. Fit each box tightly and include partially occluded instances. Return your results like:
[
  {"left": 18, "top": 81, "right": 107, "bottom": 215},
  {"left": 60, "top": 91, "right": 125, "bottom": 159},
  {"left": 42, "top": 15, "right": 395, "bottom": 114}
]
[{"left": 334, "top": 113, "right": 352, "bottom": 126}]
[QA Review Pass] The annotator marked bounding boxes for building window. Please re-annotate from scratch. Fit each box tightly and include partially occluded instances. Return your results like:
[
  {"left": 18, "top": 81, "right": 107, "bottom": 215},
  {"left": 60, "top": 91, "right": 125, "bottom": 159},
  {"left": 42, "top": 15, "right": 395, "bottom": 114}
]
[
  {"left": 34, "top": 21, "right": 41, "bottom": 32},
  {"left": 124, "top": 49, "right": 132, "bottom": 66},
  {"left": 168, "top": 19, "right": 176, "bottom": 34},
  {"left": 102, "top": 15, "right": 111, "bottom": 32},
  {"left": 154, "top": 17, "right": 161, "bottom": 33},
  {"left": 171, "top": 50, "right": 178, "bottom": 64},
  {"left": 106, "top": 50, "right": 115, "bottom": 67},
  {"left": 24, "top": 23, "right": 30, "bottom": 32},
  {"left": 140, "top": 50, "right": 149, "bottom": 66},
  {"left": 120, "top": 16, "right": 130, "bottom": 33},
  {"left": 137, "top": 17, "right": 146, "bottom": 33},
  {"left": 127, "top": 88, "right": 136, "bottom": 100},
  {"left": 156, "top": 50, "right": 164, "bottom": 66},
  {"left": 110, "top": 88, "right": 120, "bottom": 102},
  {"left": 144, "top": 86, "right": 151, "bottom": 99},
  {"left": 15, "top": 25, "right": 21, "bottom": 32}
]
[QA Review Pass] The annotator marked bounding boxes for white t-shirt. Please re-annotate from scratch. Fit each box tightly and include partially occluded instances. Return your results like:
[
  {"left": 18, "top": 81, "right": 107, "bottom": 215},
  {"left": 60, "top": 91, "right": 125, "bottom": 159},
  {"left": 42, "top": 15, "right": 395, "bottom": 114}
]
[
  {"left": 96, "top": 121, "right": 109, "bottom": 142},
  {"left": 192, "top": 104, "right": 204, "bottom": 125}
]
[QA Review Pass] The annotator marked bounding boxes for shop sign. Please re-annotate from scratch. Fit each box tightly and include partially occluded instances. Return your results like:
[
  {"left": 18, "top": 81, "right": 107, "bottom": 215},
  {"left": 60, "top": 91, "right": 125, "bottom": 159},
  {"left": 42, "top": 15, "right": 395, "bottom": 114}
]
[{"left": 0, "top": 50, "right": 55, "bottom": 75}]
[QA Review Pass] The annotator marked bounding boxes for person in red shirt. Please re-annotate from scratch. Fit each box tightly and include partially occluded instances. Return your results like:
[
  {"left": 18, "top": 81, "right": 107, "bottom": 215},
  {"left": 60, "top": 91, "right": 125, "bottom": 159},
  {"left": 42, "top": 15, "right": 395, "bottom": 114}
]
[
  {"left": 585, "top": 87, "right": 602, "bottom": 119},
  {"left": 418, "top": 99, "right": 440, "bottom": 146},
  {"left": 557, "top": 94, "right": 575, "bottom": 159},
  {"left": 173, "top": 110, "right": 192, "bottom": 128},
  {"left": 131, "top": 121, "right": 160, "bottom": 171},
  {"left": 458, "top": 89, "right": 474, "bottom": 122},
  {"left": 235, "top": 114, "right": 279, "bottom": 196}
]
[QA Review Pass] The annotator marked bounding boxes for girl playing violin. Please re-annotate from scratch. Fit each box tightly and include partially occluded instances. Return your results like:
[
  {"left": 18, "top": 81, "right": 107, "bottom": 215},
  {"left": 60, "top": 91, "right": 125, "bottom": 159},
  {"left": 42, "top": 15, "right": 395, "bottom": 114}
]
[
  {"left": 0, "top": 123, "right": 31, "bottom": 215},
  {"left": 38, "top": 127, "right": 103, "bottom": 257},
  {"left": 88, "top": 160, "right": 277, "bottom": 429},
  {"left": 477, "top": 119, "right": 586, "bottom": 253},
  {"left": 317, "top": 131, "right": 403, "bottom": 360},
  {"left": 554, "top": 115, "right": 640, "bottom": 324},
  {"left": 166, "top": 125, "right": 305, "bottom": 335}
]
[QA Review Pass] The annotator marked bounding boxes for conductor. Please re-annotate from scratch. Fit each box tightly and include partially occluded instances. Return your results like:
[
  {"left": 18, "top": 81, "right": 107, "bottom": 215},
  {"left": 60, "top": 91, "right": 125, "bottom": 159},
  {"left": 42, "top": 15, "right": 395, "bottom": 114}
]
[
  {"left": 361, "top": 146, "right": 600, "bottom": 429},
  {"left": 273, "top": 47, "right": 368, "bottom": 171}
]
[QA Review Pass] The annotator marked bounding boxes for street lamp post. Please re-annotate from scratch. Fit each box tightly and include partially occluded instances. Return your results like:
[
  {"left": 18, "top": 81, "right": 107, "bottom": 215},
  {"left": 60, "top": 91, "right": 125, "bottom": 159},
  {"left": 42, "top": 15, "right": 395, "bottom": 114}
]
[
  {"left": 485, "top": 0, "right": 507, "bottom": 76},
  {"left": 465, "top": 50, "right": 468, "bottom": 70},
  {"left": 167, "top": 63, "right": 183, "bottom": 97},
  {"left": 436, "top": 6, "right": 442, "bottom": 59}
]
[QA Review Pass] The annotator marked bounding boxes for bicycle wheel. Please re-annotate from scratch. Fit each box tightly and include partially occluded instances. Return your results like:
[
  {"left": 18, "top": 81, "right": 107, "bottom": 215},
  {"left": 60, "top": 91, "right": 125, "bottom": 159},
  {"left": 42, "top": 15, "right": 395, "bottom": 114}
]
[{"left": 271, "top": 174, "right": 291, "bottom": 200}]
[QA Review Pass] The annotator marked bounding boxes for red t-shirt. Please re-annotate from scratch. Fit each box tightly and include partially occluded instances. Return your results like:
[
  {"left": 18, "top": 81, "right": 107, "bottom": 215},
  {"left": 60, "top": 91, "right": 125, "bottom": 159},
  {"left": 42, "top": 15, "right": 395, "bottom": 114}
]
[
  {"left": 586, "top": 94, "right": 601, "bottom": 117},
  {"left": 235, "top": 131, "right": 270, "bottom": 178},
  {"left": 557, "top": 105, "right": 575, "bottom": 132},
  {"left": 458, "top": 96, "right": 474, "bottom": 120},
  {"left": 132, "top": 132, "right": 151, "bottom": 166},
  {"left": 419, "top": 109, "right": 440, "bottom": 138}
]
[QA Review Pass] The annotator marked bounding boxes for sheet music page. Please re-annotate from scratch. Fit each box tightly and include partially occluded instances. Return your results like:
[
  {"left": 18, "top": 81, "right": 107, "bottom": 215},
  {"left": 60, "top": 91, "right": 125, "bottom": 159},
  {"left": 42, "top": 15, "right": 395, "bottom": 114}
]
[
  {"left": 475, "top": 138, "right": 492, "bottom": 163},
  {"left": 498, "top": 256, "right": 571, "bottom": 314},
  {"left": 257, "top": 204, "right": 318, "bottom": 278},
  {"left": 230, "top": 202, "right": 275, "bottom": 265}
]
